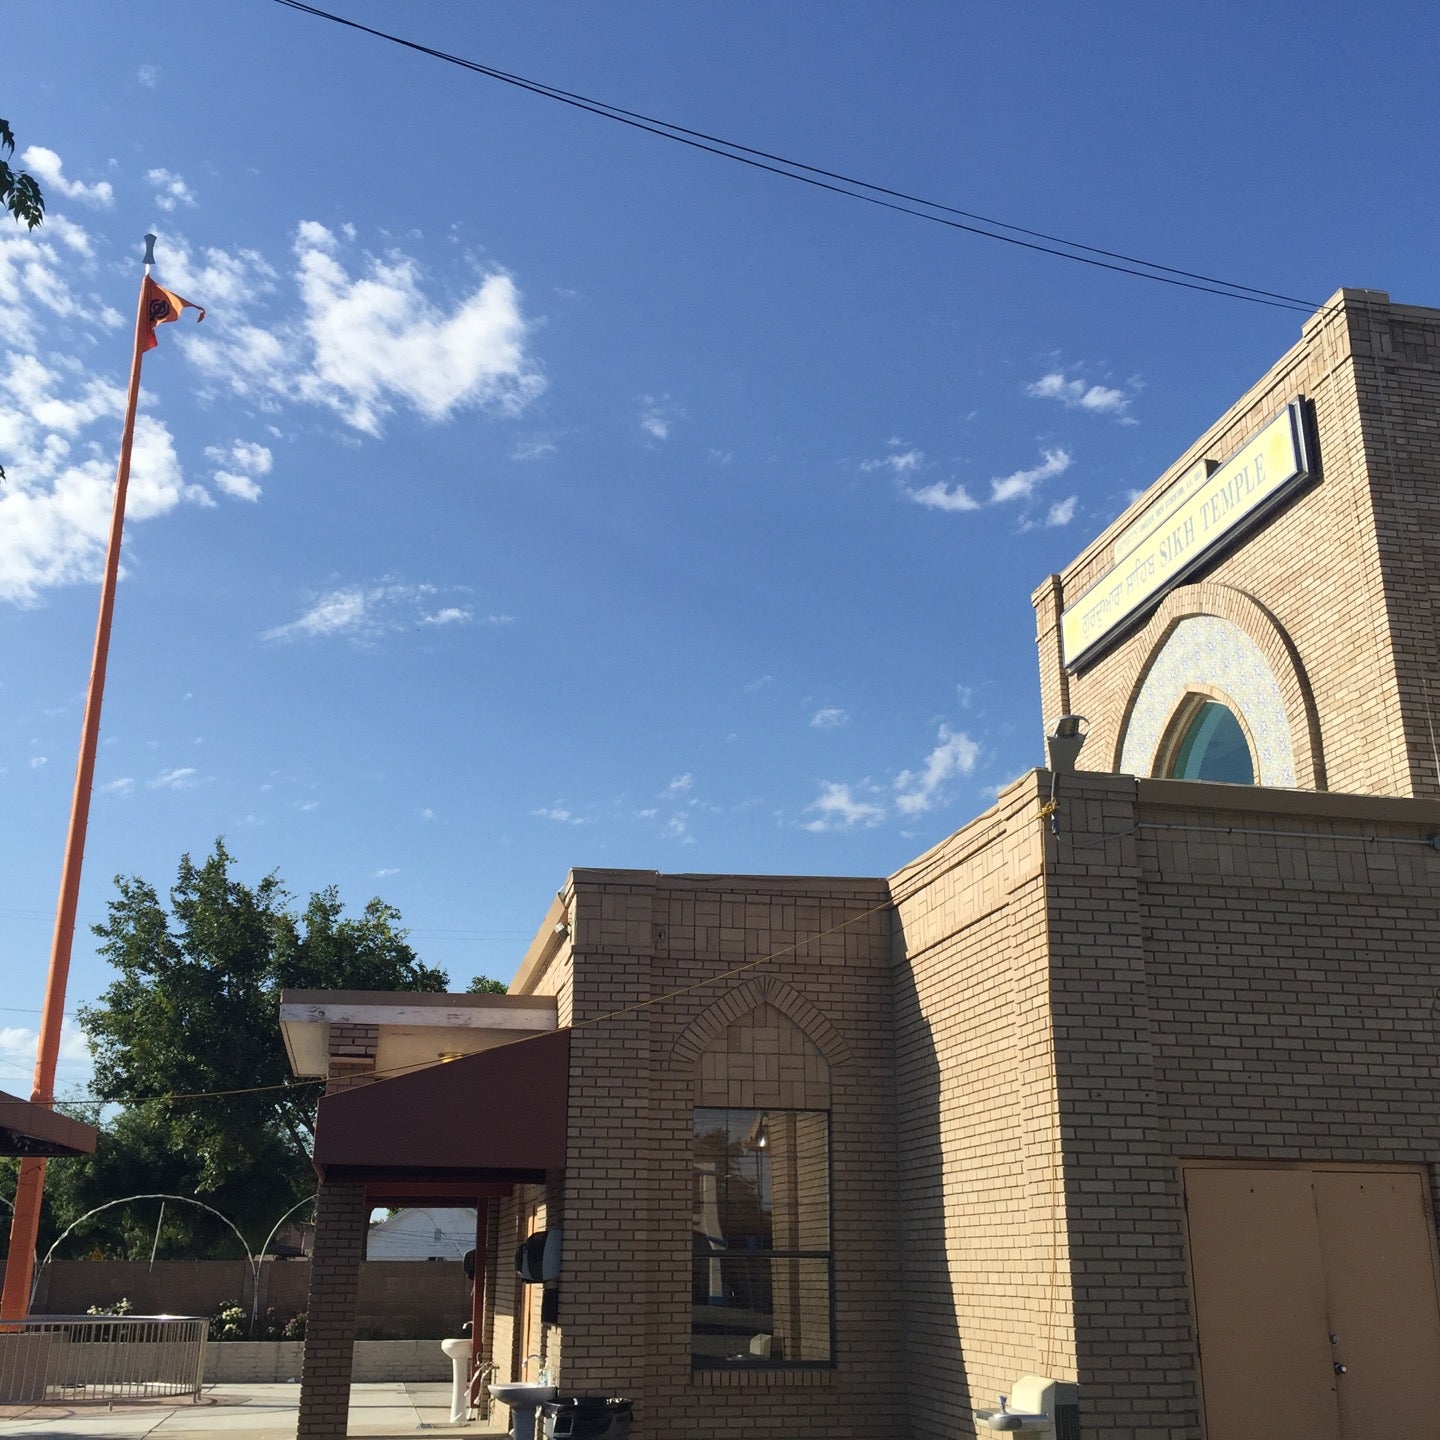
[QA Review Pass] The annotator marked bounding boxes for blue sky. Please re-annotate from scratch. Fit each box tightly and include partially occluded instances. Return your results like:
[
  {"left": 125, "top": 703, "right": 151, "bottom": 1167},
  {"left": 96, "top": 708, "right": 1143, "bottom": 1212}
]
[{"left": 3, "top": 2, "right": 1437, "bottom": 1100}]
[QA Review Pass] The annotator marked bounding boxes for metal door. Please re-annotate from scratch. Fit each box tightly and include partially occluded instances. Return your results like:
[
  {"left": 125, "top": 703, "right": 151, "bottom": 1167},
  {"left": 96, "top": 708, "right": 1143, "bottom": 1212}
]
[
  {"left": 1182, "top": 1165, "right": 1340, "bottom": 1439},
  {"left": 1313, "top": 1167, "right": 1440, "bottom": 1439},
  {"left": 1183, "top": 1163, "right": 1440, "bottom": 1440}
]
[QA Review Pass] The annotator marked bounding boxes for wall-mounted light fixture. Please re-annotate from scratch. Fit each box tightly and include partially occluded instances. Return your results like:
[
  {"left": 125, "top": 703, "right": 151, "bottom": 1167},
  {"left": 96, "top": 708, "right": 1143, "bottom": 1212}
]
[{"left": 1046, "top": 715, "right": 1089, "bottom": 775}]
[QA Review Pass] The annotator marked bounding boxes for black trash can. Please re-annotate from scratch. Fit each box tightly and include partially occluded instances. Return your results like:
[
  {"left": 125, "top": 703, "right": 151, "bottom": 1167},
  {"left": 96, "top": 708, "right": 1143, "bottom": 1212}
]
[{"left": 541, "top": 1395, "right": 634, "bottom": 1439}]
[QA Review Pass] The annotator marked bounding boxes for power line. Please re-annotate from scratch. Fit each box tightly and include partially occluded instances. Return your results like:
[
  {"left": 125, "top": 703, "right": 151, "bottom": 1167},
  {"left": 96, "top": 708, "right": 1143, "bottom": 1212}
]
[{"left": 272, "top": 0, "right": 1322, "bottom": 314}]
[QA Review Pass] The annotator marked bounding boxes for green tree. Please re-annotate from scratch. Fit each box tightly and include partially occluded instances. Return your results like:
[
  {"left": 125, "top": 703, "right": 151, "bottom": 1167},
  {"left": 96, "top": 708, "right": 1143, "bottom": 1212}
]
[
  {"left": 67, "top": 840, "right": 448, "bottom": 1252},
  {"left": 1, "top": 118, "right": 43, "bottom": 230},
  {"left": 464, "top": 975, "right": 509, "bottom": 994}
]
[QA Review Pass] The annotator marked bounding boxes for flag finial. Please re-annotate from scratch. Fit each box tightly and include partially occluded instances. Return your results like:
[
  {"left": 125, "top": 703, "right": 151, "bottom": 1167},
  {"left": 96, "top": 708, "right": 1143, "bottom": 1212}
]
[{"left": 143, "top": 233, "right": 157, "bottom": 268}]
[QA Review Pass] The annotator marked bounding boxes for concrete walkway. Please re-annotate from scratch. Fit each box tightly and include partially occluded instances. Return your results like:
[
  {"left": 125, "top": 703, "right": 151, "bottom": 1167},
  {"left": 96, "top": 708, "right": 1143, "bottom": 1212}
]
[{"left": 0, "top": 1382, "right": 509, "bottom": 1439}]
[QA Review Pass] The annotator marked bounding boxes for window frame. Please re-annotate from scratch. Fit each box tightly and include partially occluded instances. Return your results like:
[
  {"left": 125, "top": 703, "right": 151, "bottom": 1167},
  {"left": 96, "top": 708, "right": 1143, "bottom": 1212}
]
[{"left": 690, "top": 1105, "right": 835, "bottom": 1371}]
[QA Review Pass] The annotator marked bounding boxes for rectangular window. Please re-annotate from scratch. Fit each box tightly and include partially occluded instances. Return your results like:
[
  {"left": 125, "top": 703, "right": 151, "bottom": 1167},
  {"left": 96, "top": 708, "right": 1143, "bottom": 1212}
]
[{"left": 692, "top": 1107, "right": 832, "bottom": 1367}]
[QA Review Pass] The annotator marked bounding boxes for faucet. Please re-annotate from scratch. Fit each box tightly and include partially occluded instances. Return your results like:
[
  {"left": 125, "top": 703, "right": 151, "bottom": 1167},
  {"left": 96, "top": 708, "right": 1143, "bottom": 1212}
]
[{"left": 523, "top": 1353, "right": 543, "bottom": 1377}]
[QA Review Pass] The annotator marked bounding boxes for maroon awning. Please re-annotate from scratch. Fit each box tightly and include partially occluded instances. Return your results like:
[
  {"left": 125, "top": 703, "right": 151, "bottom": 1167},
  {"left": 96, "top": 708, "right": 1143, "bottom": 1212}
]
[
  {"left": 312, "top": 1029, "right": 569, "bottom": 1188},
  {"left": 0, "top": 1091, "right": 98, "bottom": 1158}
]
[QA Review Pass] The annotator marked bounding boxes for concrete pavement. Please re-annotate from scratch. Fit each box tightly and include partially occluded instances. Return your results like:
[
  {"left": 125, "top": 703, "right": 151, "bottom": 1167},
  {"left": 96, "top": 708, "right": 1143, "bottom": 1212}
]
[{"left": 0, "top": 1382, "right": 509, "bottom": 1439}]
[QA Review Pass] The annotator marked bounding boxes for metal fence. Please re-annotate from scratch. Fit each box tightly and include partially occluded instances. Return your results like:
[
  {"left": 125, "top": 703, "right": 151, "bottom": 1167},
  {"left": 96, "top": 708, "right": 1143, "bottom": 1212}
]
[{"left": 0, "top": 1314, "right": 207, "bottom": 1405}]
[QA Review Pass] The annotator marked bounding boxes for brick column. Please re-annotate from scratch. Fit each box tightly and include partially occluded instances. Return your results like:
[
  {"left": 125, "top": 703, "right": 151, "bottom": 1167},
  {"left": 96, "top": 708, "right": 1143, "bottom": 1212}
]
[
  {"left": 1032, "top": 572, "right": 1072, "bottom": 737},
  {"left": 297, "top": 1179, "right": 368, "bottom": 1440},
  {"left": 326, "top": 1022, "right": 379, "bottom": 1092}
]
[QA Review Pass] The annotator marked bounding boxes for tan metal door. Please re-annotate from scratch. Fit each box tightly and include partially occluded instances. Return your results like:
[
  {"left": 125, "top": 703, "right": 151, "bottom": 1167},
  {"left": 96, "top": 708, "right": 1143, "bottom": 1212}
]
[
  {"left": 1183, "top": 1166, "right": 1340, "bottom": 1439},
  {"left": 1184, "top": 1163, "right": 1440, "bottom": 1440},
  {"left": 1313, "top": 1167, "right": 1440, "bottom": 1439}
]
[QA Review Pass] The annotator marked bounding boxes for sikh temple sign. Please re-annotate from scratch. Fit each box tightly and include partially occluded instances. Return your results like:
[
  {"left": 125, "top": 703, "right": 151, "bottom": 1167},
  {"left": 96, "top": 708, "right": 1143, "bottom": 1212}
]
[{"left": 1060, "top": 400, "right": 1313, "bottom": 668}]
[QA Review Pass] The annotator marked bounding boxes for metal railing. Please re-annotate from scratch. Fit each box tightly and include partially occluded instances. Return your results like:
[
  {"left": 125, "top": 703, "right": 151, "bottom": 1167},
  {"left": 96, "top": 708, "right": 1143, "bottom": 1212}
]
[{"left": 0, "top": 1314, "right": 207, "bottom": 1404}]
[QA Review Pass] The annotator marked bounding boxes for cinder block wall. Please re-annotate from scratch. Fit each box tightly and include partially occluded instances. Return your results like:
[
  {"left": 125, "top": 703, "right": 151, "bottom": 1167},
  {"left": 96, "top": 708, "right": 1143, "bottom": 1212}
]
[
  {"left": 519, "top": 869, "right": 901, "bottom": 1439},
  {"left": 1048, "top": 770, "right": 1440, "bottom": 1439},
  {"left": 890, "top": 771, "right": 1077, "bottom": 1436},
  {"left": 1035, "top": 290, "right": 1440, "bottom": 800},
  {"left": 32, "top": 1259, "right": 466, "bottom": 1338}
]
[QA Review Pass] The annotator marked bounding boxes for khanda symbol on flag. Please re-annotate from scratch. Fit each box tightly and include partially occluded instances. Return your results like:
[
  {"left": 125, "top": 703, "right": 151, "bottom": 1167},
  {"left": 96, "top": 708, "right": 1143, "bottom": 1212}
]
[{"left": 140, "top": 275, "right": 205, "bottom": 352}]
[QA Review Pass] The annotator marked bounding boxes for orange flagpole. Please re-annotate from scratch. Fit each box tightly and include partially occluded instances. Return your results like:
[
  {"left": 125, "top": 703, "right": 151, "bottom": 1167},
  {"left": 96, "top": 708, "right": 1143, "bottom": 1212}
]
[{"left": 1, "top": 237, "right": 160, "bottom": 1320}]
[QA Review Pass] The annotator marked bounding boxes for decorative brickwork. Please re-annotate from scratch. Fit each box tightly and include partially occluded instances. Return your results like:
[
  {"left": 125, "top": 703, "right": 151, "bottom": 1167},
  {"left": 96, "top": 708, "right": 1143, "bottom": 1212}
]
[{"left": 1036, "top": 289, "right": 1440, "bottom": 801}]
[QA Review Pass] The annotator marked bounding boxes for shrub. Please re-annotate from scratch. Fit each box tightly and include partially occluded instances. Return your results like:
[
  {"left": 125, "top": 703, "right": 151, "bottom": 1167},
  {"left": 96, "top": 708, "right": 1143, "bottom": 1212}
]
[{"left": 209, "top": 1301, "right": 247, "bottom": 1342}]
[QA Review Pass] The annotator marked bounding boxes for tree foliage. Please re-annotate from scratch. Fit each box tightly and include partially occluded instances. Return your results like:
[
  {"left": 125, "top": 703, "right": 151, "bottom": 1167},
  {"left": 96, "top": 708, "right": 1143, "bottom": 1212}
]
[
  {"left": 1, "top": 119, "right": 43, "bottom": 230},
  {"left": 45, "top": 840, "right": 450, "bottom": 1253},
  {"left": 464, "top": 975, "right": 509, "bottom": 994}
]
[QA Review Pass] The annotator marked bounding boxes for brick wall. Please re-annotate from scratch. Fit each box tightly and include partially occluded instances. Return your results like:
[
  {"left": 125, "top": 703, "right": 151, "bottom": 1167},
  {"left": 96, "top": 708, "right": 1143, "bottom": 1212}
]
[
  {"left": 890, "top": 771, "right": 1077, "bottom": 1435},
  {"left": 1035, "top": 290, "right": 1440, "bottom": 801},
  {"left": 518, "top": 870, "right": 901, "bottom": 1439},
  {"left": 1049, "top": 770, "right": 1440, "bottom": 1438}
]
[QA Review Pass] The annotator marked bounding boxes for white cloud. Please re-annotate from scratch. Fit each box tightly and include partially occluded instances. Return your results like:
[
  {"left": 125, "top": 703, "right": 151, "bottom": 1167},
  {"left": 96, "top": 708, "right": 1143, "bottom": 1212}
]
[
  {"left": 990, "top": 448, "right": 1072, "bottom": 503},
  {"left": 0, "top": 1020, "right": 92, "bottom": 1093},
  {"left": 419, "top": 807, "right": 436, "bottom": 821},
  {"left": 667, "top": 773, "right": 694, "bottom": 795},
  {"left": 1026, "top": 371, "right": 1135, "bottom": 421},
  {"left": 28, "top": 755, "right": 46, "bottom": 770},
  {"left": 862, "top": 444, "right": 924, "bottom": 476},
  {"left": 291, "top": 224, "right": 544, "bottom": 435},
  {"left": 512, "top": 437, "right": 556, "bottom": 460},
  {"left": 810, "top": 707, "right": 848, "bottom": 730},
  {"left": 375, "top": 866, "right": 399, "bottom": 877},
  {"left": 906, "top": 480, "right": 981, "bottom": 512},
  {"left": 204, "top": 438, "right": 271, "bottom": 503},
  {"left": 894, "top": 726, "right": 980, "bottom": 815},
  {"left": 0, "top": 352, "right": 210, "bottom": 603},
  {"left": 138, "top": 65, "right": 160, "bottom": 87},
  {"left": 148, "top": 766, "right": 199, "bottom": 790},
  {"left": 19, "top": 148, "right": 115, "bottom": 209},
  {"left": 533, "top": 805, "right": 586, "bottom": 825},
  {"left": 0, "top": 215, "right": 544, "bottom": 605},
  {"left": 179, "top": 224, "right": 544, "bottom": 438},
  {"left": 639, "top": 394, "right": 681, "bottom": 443},
  {"left": 1045, "top": 495, "right": 1078, "bottom": 527},
  {"left": 263, "top": 580, "right": 479, "bottom": 643},
  {"left": 0, "top": 219, "right": 123, "bottom": 350},
  {"left": 803, "top": 781, "right": 885, "bottom": 833},
  {"left": 743, "top": 675, "right": 773, "bottom": 693},
  {"left": 146, "top": 168, "right": 197, "bottom": 212},
  {"left": 100, "top": 776, "right": 135, "bottom": 795}
]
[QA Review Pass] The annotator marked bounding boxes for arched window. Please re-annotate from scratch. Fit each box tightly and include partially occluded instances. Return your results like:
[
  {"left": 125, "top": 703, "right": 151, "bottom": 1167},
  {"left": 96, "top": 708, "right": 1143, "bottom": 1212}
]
[
  {"left": 1166, "top": 699, "right": 1255, "bottom": 784},
  {"left": 688, "top": 1002, "right": 833, "bottom": 1369}
]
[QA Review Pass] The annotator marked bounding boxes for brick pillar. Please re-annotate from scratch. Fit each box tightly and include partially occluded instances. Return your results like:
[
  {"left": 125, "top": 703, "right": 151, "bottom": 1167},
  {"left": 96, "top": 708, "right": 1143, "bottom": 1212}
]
[
  {"left": 1032, "top": 572, "right": 1072, "bottom": 738},
  {"left": 326, "top": 1022, "right": 379, "bottom": 1092},
  {"left": 297, "top": 1179, "right": 368, "bottom": 1440}
]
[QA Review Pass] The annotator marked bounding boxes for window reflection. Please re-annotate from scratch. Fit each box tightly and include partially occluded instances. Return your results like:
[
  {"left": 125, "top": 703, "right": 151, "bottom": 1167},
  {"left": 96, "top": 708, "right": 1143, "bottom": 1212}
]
[
  {"left": 1168, "top": 700, "right": 1255, "bottom": 784},
  {"left": 692, "top": 1108, "right": 831, "bottom": 1367}
]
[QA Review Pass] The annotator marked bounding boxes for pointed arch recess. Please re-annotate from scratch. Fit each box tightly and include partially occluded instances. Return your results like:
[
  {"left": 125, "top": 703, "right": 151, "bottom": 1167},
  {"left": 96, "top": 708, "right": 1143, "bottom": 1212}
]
[{"left": 671, "top": 977, "right": 853, "bottom": 1072}]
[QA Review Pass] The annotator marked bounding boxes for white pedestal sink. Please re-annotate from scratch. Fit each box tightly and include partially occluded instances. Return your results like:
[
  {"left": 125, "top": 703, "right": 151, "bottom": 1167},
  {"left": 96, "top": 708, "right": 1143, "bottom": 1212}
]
[
  {"left": 440, "top": 1337, "right": 472, "bottom": 1424},
  {"left": 488, "top": 1382, "right": 557, "bottom": 1440}
]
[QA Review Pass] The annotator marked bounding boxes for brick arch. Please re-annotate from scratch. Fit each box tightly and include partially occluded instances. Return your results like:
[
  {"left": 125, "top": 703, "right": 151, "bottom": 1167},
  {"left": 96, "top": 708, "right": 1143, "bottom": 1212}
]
[
  {"left": 670, "top": 976, "right": 853, "bottom": 1071},
  {"left": 1109, "top": 581, "right": 1325, "bottom": 787}
]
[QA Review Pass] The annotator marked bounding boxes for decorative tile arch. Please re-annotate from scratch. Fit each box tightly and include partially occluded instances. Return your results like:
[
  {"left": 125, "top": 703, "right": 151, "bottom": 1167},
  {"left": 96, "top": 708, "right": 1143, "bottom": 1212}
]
[{"left": 1110, "top": 582, "right": 1324, "bottom": 788}]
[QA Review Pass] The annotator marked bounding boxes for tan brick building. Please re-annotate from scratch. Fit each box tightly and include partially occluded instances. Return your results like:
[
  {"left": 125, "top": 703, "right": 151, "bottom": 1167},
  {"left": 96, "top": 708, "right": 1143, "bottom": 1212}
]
[{"left": 290, "top": 290, "right": 1440, "bottom": 1439}]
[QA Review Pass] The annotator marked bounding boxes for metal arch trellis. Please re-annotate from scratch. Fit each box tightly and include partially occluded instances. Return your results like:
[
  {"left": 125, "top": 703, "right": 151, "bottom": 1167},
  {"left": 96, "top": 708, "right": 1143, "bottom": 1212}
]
[
  {"left": 31, "top": 1191, "right": 320, "bottom": 1335},
  {"left": 34, "top": 1193, "right": 254, "bottom": 1317},
  {"left": 251, "top": 1193, "right": 318, "bottom": 1334}
]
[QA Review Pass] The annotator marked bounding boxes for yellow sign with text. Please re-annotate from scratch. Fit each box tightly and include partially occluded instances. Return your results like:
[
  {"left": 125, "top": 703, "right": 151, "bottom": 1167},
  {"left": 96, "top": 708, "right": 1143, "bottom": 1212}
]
[{"left": 1061, "top": 401, "right": 1309, "bottom": 667}]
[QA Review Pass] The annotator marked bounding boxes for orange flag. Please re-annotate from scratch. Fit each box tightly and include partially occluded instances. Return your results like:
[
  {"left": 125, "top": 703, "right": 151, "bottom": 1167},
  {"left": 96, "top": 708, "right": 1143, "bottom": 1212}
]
[{"left": 140, "top": 276, "right": 205, "bottom": 351}]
